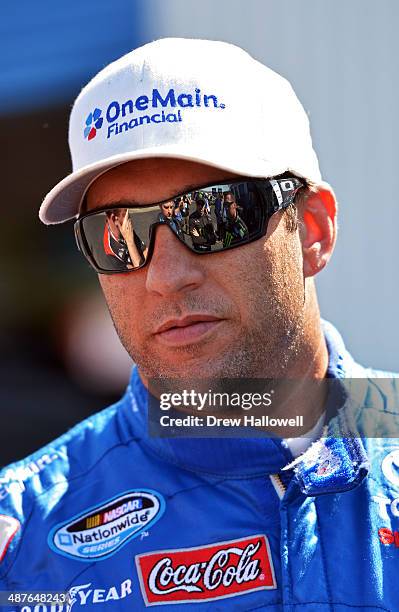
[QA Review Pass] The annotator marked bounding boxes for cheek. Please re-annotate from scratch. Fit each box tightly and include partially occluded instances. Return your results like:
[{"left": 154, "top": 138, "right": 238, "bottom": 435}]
[
  {"left": 98, "top": 275, "right": 144, "bottom": 335},
  {"left": 219, "top": 225, "right": 303, "bottom": 319},
  {"left": 263, "top": 214, "right": 303, "bottom": 270}
]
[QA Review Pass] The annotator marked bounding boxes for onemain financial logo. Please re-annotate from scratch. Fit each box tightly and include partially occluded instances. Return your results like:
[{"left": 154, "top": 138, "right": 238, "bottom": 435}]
[{"left": 83, "top": 87, "right": 226, "bottom": 141}]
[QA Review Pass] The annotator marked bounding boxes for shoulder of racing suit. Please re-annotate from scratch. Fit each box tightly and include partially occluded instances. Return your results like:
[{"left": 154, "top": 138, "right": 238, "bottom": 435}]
[{"left": 0, "top": 399, "right": 131, "bottom": 580}]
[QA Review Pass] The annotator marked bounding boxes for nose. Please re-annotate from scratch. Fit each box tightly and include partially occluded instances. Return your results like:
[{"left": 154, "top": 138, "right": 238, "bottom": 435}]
[{"left": 145, "top": 225, "right": 206, "bottom": 296}]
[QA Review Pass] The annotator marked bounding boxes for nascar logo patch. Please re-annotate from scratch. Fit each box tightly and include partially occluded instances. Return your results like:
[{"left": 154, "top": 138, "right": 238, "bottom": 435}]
[
  {"left": 48, "top": 489, "right": 165, "bottom": 562},
  {"left": 135, "top": 534, "right": 276, "bottom": 606}
]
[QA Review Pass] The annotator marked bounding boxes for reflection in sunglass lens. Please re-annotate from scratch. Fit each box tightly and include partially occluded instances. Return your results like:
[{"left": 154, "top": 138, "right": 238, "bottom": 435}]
[{"left": 75, "top": 178, "right": 302, "bottom": 274}]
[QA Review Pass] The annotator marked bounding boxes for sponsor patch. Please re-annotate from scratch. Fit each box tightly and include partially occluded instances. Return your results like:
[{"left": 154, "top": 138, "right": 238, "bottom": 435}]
[
  {"left": 0, "top": 452, "right": 60, "bottom": 501},
  {"left": 371, "top": 450, "right": 399, "bottom": 521},
  {"left": 378, "top": 527, "right": 399, "bottom": 548},
  {"left": 382, "top": 450, "right": 399, "bottom": 487},
  {"left": 67, "top": 578, "right": 133, "bottom": 608},
  {"left": 0, "top": 515, "right": 20, "bottom": 562},
  {"left": 6, "top": 578, "right": 132, "bottom": 611},
  {"left": 136, "top": 534, "right": 276, "bottom": 606},
  {"left": 372, "top": 494, "right": 399, "bottom": 520},
  {"left": 48, "top": 489, "right": 165, "bottom": 562}
]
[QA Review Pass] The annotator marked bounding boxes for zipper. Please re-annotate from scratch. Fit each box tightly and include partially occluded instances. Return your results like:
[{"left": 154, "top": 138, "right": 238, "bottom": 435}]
[
  {"left": 270, "top": 473, "right": 294, "bottom": 611},
  {"left": 270, "top": 473, "right": 286, "bottom": 500}
]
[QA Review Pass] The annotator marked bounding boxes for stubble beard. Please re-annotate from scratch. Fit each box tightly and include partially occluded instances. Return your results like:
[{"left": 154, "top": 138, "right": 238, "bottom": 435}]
[{"left": 107, "top": 284, "right": 306, "bottom": 382}]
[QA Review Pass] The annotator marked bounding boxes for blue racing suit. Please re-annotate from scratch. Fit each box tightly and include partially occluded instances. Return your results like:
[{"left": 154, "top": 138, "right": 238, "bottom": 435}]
[{"left": 0, "top": 321, "right": 398, "bottom": 611}]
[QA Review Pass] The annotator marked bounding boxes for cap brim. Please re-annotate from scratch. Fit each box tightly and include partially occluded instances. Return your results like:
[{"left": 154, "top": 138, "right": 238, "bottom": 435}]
[{"left": 39, "top": 144, "right": 290, "bottom": 224}]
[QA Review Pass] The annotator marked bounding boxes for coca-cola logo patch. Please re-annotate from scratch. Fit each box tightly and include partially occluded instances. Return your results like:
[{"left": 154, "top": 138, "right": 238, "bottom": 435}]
[{"left": 135, "top": 534, "right": 276, "bottom": 606}]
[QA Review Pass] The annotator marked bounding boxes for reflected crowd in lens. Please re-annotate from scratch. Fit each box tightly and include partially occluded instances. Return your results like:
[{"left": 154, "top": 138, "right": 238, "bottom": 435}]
[{"left": 102, "top": 186, "right": 251, "bottom": 270}]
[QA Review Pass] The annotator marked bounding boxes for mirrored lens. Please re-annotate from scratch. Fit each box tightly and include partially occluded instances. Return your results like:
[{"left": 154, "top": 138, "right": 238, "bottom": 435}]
[
  {"left": 77, "top": 180, "right": 288, "bottom": 273},
  {"left": 81, "top": 207, "right": 155, "bottom": 272}
]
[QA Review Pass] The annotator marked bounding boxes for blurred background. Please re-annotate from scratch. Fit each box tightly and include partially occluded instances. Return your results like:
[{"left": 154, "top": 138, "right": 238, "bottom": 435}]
[{"left": 1, "top": 0, "right": 398, "bottom": 465}]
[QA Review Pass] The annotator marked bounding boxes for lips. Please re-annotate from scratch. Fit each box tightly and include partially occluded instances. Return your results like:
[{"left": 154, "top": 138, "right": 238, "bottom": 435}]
[
  {"left": 154, "top": 315, "right": 224, "bottom": 345},
  {"left": 155, "top": 314, "right": 222, "bottom": 334}
]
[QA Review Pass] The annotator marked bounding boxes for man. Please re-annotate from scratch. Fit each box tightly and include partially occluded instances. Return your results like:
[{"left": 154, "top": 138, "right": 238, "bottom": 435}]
[
  {"left": 0, "top": 38, "right": 398, "bottom": 611},
  {"left": 173, "top": 198, "right": 184, "bottom": 222},
  {"left": 175, "top": 195, "right": 190, "bottom": 233},
  {"left": 221, "top": 190, "right": 249, "bottom": 247},
  {"left": 157, "top": 200, "right": 184, "bottom": 241},
  {"left": 156, "top": 200, "right": 174, "bottom": 223},
  {"left": 103, "top": 208, "right": 146, "bottom": 270},
  {"left": 188, "top": 197, "right": 217, "bottom": 251},
  {"left": 214, "top": 190, "right": 224, "bottom": 239}
]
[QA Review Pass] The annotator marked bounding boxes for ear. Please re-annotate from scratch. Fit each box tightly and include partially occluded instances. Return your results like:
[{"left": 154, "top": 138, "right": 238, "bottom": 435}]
[{"left": 299, "top": 183, "right": 337, "bottom": 278}]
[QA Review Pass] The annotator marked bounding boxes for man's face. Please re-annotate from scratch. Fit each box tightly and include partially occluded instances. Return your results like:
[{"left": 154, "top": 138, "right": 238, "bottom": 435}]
[
  {"left": 86, "top": 158, "right": 307, "bottom": 379},
  {"left": 160, "top": 202, "right": 174, "bottom": 219},
  {"left": 226, "top": 199, "right": 237, "bottom": 219},
  {"left": 107, "top": 209, "right": 125, "bottom": 237}
]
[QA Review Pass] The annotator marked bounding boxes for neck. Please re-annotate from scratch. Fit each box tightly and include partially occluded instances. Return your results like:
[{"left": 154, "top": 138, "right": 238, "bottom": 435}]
[
  {"left": 290, "top": 280, "right": 328, "bottom": 378},
  {"left": 270, "top": 281, "right": 329, "bottom": 435}
]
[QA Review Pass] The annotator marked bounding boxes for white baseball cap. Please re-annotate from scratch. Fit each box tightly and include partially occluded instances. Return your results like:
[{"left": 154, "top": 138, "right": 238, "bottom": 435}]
[{"left": 39, "top": 37, "right": 322, "bottom": 225}]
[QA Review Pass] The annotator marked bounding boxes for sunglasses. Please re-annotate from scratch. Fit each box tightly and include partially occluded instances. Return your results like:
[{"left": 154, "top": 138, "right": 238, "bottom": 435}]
[{"left": 74, "top": 177, "right": 304, "bottom": 274}]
